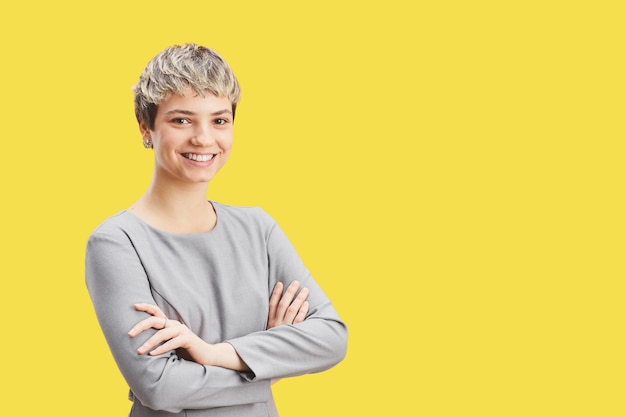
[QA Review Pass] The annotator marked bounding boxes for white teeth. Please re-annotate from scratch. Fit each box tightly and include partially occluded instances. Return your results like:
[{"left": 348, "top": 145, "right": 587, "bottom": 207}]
[{"left": 184, "top": 153, "right": 215, "bottom": 162}]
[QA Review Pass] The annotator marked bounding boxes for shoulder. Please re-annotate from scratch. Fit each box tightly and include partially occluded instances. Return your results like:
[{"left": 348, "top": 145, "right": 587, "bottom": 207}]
[
  {"left": 86, "top": 211, "right": 144, "bottom": 246},
  {"left": 213, "top": 202, "right": 275, "bottom": 226},
  {"left": 212, "top": 201, "right": 278, "bottom": 237}
]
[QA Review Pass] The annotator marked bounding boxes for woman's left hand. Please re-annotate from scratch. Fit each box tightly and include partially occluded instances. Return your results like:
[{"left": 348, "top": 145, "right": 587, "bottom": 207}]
[
  {"left": 267, "top": 281, "right": 309, "bottom": 329},
  {"left": 128, "top": 303, "right": 206, "bottom": 358}
]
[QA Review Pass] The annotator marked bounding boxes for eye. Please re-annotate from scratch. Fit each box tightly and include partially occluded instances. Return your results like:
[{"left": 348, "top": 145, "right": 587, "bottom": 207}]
[
  {"left": 172, "top": 118, "right": 190, "bottom": 124},
  {"left": 214, "top": 118, "right": 228, "bottom": 125}
]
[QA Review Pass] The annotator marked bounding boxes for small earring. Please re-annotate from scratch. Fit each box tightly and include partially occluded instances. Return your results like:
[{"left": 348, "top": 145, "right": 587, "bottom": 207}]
[{"left": 143, "top": 139, "right": 153, "bottom": 149}]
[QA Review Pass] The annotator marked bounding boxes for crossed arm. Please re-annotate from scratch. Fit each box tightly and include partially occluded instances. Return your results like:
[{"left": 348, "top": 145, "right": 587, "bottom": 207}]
[
  {"left": 128, "top": 280, "right": 310, "bottom": 372},
  {"left": 86, "top": 215, "right": 347, "bottom": 412}
]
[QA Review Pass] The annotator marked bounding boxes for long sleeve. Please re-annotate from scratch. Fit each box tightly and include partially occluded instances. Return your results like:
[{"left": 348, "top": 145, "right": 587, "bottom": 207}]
[
  {"left": 226, "top": 215, "right": 348, "bottom": 381},
  {"left": 85, "top": 230, "right": 271, "bottom": 414}
]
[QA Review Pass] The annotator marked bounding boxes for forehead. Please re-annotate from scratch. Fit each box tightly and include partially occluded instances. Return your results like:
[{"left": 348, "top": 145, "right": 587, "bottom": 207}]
[{"left": 157, "top": 90, "right": 232, "bottom": 115}]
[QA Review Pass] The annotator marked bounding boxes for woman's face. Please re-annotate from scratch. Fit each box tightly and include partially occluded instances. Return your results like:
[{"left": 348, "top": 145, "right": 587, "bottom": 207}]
[{"left": 140, "top": 90, "right": 234, "bottom": 185}]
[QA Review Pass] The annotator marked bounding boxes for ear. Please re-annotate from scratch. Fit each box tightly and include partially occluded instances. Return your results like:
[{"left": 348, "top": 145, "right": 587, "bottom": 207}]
[{"left": 138, "top": 120, "right": 151, "bottom": 141}]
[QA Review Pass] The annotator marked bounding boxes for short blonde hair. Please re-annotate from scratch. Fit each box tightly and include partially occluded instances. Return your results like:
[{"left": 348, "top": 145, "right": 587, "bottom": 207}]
[{"left": 133, "top": 43, "right": 240, "bottom": 129}]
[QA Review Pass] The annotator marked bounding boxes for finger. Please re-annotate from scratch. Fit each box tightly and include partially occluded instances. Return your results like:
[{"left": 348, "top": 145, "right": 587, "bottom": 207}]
[
  {"left": 268, "top": 282, "right": 284, "bottom": 323},
  {"left": 148, "top": 336, "right": 185, "bottom": 356},
  {"left": 128, "top": 316, "right": 168, "bottom": 337},
  {"left": 284, "top": 287, "right": 309, "bottom": 323},
  {"left": 137, "top": 327, "right": 178, "bottom": 355},
  {"left": 134, "top": 303, "right": 166, "bottom": 318},
  {"left": 294, "top": 301, "right": 309, "bottom": 324},
  {"left": 276, "top": 281, "right": 300, "bottom": 318}
]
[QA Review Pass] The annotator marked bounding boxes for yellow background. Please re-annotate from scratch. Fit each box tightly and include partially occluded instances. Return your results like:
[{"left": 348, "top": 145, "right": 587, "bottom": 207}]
[{"left": 1, "top": 1, "right": 624, "bottom": 415}]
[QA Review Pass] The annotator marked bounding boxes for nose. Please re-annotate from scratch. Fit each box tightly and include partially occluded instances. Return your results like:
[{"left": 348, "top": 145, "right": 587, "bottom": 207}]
[{"left": 191, "top": 123, "right": 215, "bottom": 147}]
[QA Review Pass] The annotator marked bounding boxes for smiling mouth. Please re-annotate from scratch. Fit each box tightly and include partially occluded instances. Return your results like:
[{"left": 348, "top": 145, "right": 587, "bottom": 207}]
[{"left": 182, "top": 153, "right": 215, "bottom": 162}]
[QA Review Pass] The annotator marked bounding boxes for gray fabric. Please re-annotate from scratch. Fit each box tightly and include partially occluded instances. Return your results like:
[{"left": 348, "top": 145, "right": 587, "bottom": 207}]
[{"left": 85, "top": 202, "right": 347, "bottom": 416}]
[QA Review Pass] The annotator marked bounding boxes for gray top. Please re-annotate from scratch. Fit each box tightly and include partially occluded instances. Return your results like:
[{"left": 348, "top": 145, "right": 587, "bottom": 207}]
[{"left": 85, "top": 202, "right": 347, "bottom": 416}]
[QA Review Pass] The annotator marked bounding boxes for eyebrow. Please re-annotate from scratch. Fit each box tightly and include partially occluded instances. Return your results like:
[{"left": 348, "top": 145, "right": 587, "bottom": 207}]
[{"left": 164, "top": 109, "right": 233, "bottom": 116}]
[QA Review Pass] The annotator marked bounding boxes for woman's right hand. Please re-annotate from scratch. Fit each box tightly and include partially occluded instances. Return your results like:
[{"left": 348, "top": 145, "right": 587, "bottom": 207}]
[
  {"left": 267, "top": 281, "right": 309, "bottom": 329},
  {"left": 129, "top": 303, "right": 251, "bottom": 371}
]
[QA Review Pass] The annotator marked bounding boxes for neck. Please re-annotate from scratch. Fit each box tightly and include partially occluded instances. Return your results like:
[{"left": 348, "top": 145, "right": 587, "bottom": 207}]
[
  {"left": 145, "top": 178, "right": 209, "bottom": 212},
  {"left": 130, "top": 171, "right": 216, "bottom": 234}
]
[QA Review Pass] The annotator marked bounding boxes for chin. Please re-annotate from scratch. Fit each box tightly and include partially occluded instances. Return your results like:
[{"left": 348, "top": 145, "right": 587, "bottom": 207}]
[{"left": 195, "top": 174, "right": 218, "bottom": 183}]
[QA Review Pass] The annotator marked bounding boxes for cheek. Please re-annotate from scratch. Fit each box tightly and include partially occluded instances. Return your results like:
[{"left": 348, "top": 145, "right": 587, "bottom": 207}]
[{"left": 219, "top": 135, "right": 234, "bottom": 151}]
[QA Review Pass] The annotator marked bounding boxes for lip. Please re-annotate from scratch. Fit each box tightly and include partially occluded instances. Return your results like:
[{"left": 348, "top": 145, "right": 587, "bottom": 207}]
[{"left": 181, "top": 152, "right": 217, "bottom": 165}]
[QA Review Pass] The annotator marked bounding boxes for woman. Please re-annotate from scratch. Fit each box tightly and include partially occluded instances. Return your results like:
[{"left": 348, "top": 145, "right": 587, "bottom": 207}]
[{"left": 85, "top": 43, "right": 347, "bottom": 417}]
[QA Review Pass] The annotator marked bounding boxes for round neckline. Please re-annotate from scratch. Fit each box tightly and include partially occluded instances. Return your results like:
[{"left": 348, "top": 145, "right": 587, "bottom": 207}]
[{"left": 123, "top": 201, "right": 222, "bottom": 237}]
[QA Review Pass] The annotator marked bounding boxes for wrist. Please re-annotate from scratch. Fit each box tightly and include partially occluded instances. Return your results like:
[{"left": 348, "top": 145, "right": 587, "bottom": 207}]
[
  {"left": 184, "top": 337, "right": 214, "bottom": 366},
  {"left": 211, "top": 342, "right": 250, "bottom": 372}
]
